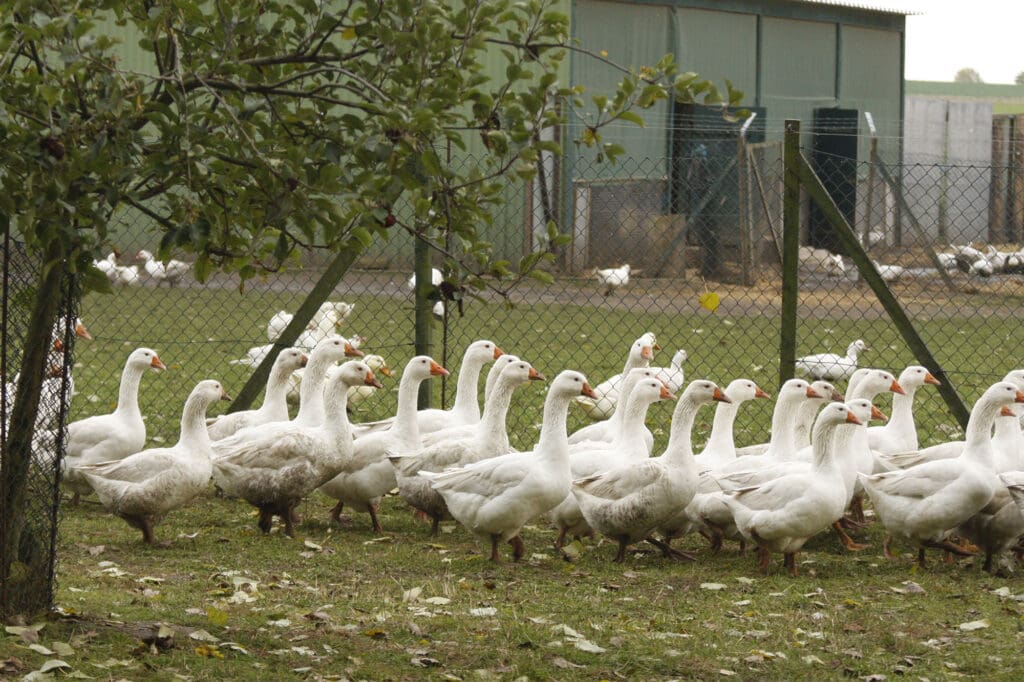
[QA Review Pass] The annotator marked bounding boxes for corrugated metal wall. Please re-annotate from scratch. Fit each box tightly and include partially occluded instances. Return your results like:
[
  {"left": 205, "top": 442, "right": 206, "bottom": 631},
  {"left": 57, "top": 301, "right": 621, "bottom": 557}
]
[
  {"left": 675, "top": 8, "right": 758, "bottom": 106},
  {"left": 840, "top": 25, "right": 902, "bottom": 162},
  {"left": 760, "top": 17, "right": 837, "bottom": 130}
]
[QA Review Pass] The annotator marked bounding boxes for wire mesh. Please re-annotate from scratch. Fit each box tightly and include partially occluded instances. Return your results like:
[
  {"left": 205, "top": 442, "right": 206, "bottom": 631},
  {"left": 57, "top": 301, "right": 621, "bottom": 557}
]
[{"left": 0, "top": 237, "right": 79, "bottom": 618}]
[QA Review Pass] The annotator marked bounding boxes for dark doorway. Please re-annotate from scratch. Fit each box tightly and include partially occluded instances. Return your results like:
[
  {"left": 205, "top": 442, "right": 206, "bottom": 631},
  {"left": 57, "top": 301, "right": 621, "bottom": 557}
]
[{"left": 809, "top": 108, "right": 858, "bottom": 253}]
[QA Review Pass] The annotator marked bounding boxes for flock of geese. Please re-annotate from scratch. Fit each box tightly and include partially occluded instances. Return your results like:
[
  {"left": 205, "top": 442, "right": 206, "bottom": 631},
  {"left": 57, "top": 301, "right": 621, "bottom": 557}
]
[{"left": 45, "top": 327, "right": 1024, "bottom": 577}]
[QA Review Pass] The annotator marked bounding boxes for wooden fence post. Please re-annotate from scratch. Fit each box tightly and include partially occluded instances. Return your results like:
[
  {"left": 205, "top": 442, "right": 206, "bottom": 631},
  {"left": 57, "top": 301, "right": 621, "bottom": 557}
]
[{"left": 779, "top": 120, "right": 800, "bottom": 386}]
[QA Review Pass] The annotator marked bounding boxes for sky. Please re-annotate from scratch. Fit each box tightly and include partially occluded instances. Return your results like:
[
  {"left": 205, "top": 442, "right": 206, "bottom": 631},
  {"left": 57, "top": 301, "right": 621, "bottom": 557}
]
[{"left": 891, "top": 0, "right": 1024, "bottom": 84}]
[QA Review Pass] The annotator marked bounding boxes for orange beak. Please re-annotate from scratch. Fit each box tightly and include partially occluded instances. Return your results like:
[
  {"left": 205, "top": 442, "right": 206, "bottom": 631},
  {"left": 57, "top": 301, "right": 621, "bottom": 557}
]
[
  {"left": 580, "top": 381, "right": 597, "bottom": 399},
  {"left": 830, "top": 388, "right": 845, "bottom": 401},
  {"left": 870, "top": 405, "right": 888, "bottom": 422},
  {"left": 1015, "top": 390, "right": 1024, "bottom": 404},
  {"left": 365, "top": 370, "right": 383, "bottom": 389},
  {"left": 845, "top": 411, "right": 862, "bottom": 425},
  {"left": 48, "top": 364, "right": 62, "bottom": 378},
  {"left": 53, "top": 339, "right": 63, "bottom": 352},
  {"left": 806, "top": 387, "right": 822, "bottom": 399},
  {"left": 1000, "top": 406, "right": 1016, "bottom": 417},
  {"left": 890, "top": 380, "right": 905, "bottom": 395},
  {"left": 660, "top": 385, "right": 676, "bottom": 400},
  {"left": 378, "top": 365, "right": 393, "bottom": 378},
  {"left": 640, "top": 345, "right": 653, "bottom": 361},
  {"left": 76, "top": 322, "right": 92, "bottom": 340},
  {"left": 712, "top": 387, "right": 731, "bottom": 403},
  {"left": 754, "top": 387, "right": 771, "bottom": 400},
  {"left": 220, "top": 388, "right": 232, "bottom": 401},
  {"left": 150, "top": 355, "right": 167, "bottom": 371},
  {"left": 924, "top": 372, "right": 941, "bottom": 386},
  {"left": 299, "top": 354, "right": 309, "bottom": 368},
  {"left": 528, "top": 367, "right": 546, "bottom": 382},
  {"left": 344, "top": 342, "right": 363, "bottom": 357},
  {"left": 493, "top": 346, "right": 504, "bottom": 360},
  {"left": 429, "top": 361, "right": 449, "bottom": 377}
]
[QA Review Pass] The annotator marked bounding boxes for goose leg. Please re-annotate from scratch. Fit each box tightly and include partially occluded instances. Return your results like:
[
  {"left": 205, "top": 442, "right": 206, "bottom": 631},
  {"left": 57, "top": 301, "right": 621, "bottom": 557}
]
[
  {"left": 647, "top": 537, "right": 696, "bottom": 562},
  {"left": 257, "top": 508, "right": 274, "bottom": 534},
  {"left": 554, "top": 526, "right": 568, "bottom": 549},
  {"left": 756, "top": 546, "right": 771, "bottom": 574},
  {"left": 613, "top": 536, "right": 629, "bottom": 563},
  {"left": 848, "top": 495, "right": 866, "bottom": 524},
  {"left": 367, "top": 503, "right": 383, "bottom": 534},
  {"left": 508, "top": 535, "right": 525, "bottom": 561},
  {"left": 430, "top": 515, "right": 441, "bottom": 537},
  {"left": 738, "top": 539, "right": 747, "bottom": 556},
  {"left": 140, "top": 517, "right": 156, "bottom": 545},
  {"left": 917, "top": 548, "right": 928, "bottom": 569},
  {"left": 784, "top": 552, "right": 798, "bottom": 577},
  {"left": 983, "top": 549, "right": 994, "bottom": 573},
  {"left": 832, "top": 521, "right": 870, "bottom": 551},
  {"left": 329, "top": 500, "right": 350, "bottom": 525},
  {"left": 71, "top": 492, "right": 81, "bottom": 507},
  {"left": 882, "top": 535, "right": 897, "bottom": 560},
  {"left": 707, "top": 527, "right": 724, "bottom": 554},
  {"left": 282, "top": 507, "right": 296, "bottom": 538},
  {"left": 924, "top": 538, "right": 977, "bottom": 558},
  {"left": 489, "top": 535, "right": 501, "bottom": 562}
]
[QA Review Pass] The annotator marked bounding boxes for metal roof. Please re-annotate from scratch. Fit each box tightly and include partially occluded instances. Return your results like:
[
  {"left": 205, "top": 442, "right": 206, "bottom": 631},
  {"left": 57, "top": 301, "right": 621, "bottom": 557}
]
[{"left": 796, "top": 0, "right": 919, "bottom": 15}]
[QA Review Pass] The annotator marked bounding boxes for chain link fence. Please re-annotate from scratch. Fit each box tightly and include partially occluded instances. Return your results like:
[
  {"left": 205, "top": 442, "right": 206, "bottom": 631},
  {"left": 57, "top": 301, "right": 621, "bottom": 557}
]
[
  {"left": 1, "top": 236, "right": 80, "bottom": 618},
  {"left": 62, "top": 127, "right": 1024, "bottom": 458}
]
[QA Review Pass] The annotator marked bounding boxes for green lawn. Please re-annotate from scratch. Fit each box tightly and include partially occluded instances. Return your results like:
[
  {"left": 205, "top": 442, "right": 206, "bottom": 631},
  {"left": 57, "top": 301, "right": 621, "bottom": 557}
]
[{"left": 4, "top": 281, "right": 1020, "bottom": 679}]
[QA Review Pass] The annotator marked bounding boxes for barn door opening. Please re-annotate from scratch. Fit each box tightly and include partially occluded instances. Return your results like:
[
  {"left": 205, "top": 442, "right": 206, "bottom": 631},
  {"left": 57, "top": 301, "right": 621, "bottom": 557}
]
[{"left": 809, "top": 107, "right": 858, "bottom": 254}]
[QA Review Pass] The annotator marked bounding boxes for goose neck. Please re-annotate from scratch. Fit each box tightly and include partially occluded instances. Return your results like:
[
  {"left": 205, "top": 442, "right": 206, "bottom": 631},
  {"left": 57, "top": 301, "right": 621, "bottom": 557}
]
[
  {"left": 536, "top": 392, "right": 572, "bottom": 458},
  {"left": 451, "top": 357, "right": 485, "bottom": 421},
  {"left": 178, "top": 394, "right": 213, "bottom": 452},
  {"left": 663, "top": 396, "right": 699, "bottom": 465},
  {"left": 811, "top": 422, "right": 853, "bottom": 473},
  {"left": 615, "top": 394, "right": 654, "bottom": 445},
  {"left": 703, "top": 400, "right": 741, "bottom": 457},
  {"left": 296, "top": 353, "right": 335, "bottom": 424},
  {"left": 765, "top": 395, "right": 798, "bottom": 456},
  {"left": 260, "top": 363, "right": 295, "bottom": 415},
  {"left": 886, "top": 385, "right": 918, "bottom": 432},
  {"left": 477, "top": 376, "right": 516, "bottom": 444},
  {"left": 393, "top": 370, "right": 425, "bottom": 442},
  {"left": 323, "top": 379, "right": 354, "bottom": 447},
  {"left": 113, "top": 363, "right": 146, "bottom": 419}
]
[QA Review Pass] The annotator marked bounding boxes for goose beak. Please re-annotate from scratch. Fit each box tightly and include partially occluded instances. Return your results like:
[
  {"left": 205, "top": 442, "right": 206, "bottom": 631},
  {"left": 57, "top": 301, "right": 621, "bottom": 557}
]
[
  {"left": 845, "top": 411, "right": 862, "bottom": 425},
  {"left": 712, "top": 387, "right": 731, "bottom": 403},
  {"left": 220, "top": 388, "right": 232, "bottom": 401},
  {"left": 493, "top": 346, "right": 504, "bottom": 360},
  {"left": 1001, "top": 406, "right": 1016, "bottom": 417},
  {"left": 754, "top": 387, "right": 771, "bottom": 399},
  {"left": 640, "top": 345, "right": 654, "bottom": 360},
  {"left": 299, "top": 354, "right": 309, "bottom": 368},
  {"left": 580, "top": 381, "right": 597, "bottom": 399},
  {"left": 365, "top": 370, "right": 383, "bottom": 389},
  {"left": 150, "top": 355, "right": 167, "bottom": 371},
  {"left": 429, "top": 361, "right": 449, "bottom": 377},
  {"left": 379, "top": 365, "right": 393, "bottom": 378},
  {"left": 870, "top": 405, "right": 888, "bottom": 422},
  {"left": 1015, "top": 390, "right": 1024, "bottom": 404},
  {"left": 830, "top": 388, "right": 845, "bottom": 401},
  {"left": 806, "top": 387, "right": 822, "bottom": 399},
  {"left": 344, "top": 342, "right": 364, "bottom": 357},
  {"left": 653, "top": 342, "right": 662, "bottom": 351},
  {"left": 528, "top": 368, "right": 546, "bottom": 382},
  {"left": 660, "top": 385, "right": 676, "bottom": 401},
  {"left": 76, "top": 322, "right": 92, "bottom": 340},
  {"left": 890, "top": 380, "right": 905, "bottom": 395},
  {"left": 53, "top": 339, "right": 63, "bottom": 352},
  {"left": 924, "top": 372, "right": 941, "bottom": 386},
  {"left": 48, "top": 364, "right": 62, "bottom": 378}
]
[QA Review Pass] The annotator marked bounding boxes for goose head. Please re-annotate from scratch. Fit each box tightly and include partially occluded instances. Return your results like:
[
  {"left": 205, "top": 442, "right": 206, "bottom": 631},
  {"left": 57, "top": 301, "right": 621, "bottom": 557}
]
[
  {"left": 193, "top": 379, "right": 232, "bottom": 405},
  {"left": 274, "top": 347, "right": 307, "bottom": 372},
  {"left": 847, "top": 339, "right": 868, "bottom": 358},
  {"left": 670, "top": 349, "right": 688, "bottom": 368},
  {"left": 629, "top": 335, "right": 656, "bottom": 363},
  {"left": 779, "top": 378, "right": 822, "bottom": 404},
  {"left": 898, "top": 365, "right": 941, "bottom": 391},
  {"left": 724, "top": 378, "right": 770, "bottom": 403},
  {"left": 980, "top": 381, "right": 1024, "bottom": 409},
  {"left": 499, "top": 359, "right": 546, "bottom": 388},
  {"left": 1001, "top": 369, "right": 1024, "bottom": 391},
  {"left": 852, "top": 369, "right": 904, "bottom": 398},
  {"left": 403, "top": 355, "right": 449, "bottom": 381},
  {"left": 682, "top": 380, "right": 730, "bottom": 406},
  {"left": 128, "top": 347, "right": 166, "bottom": 372},
  {"left": 550, "top": 370, "right": 596, "bottom": 400},
  {"left": 810, "top": 380, "right": 843, "bottom": 402},
  {"left": 845, "top": 398, "right": 887, "bottom": 425},
  {"left": 814, "top": 402, "right": 862, "bottom": 432},
  {"left": 630, "top": 378, "right": 677, "bottom": 407},
  {"left": 329, "top": 360, "right": 382, "bottom": 394},
  {"left": 638, "top": 331, "right": 660, "bottom": 351},
  {"left": 310, "top": 335, "right": 363, "bottom": 365},
  {"left": 363, "top": 354, "right": 392, "bottom": 377},
  {"left": 466, "top": 339, "right": 504, "bottom": 363}
]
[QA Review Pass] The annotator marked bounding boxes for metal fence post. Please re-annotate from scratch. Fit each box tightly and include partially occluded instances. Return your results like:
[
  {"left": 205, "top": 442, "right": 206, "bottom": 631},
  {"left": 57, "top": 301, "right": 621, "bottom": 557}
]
[
  {"left": 413, "top": 232, "right": 433, "bottom": 410},
  {"left": 779, "top": 119, "right": 800, "bottom": 386}
]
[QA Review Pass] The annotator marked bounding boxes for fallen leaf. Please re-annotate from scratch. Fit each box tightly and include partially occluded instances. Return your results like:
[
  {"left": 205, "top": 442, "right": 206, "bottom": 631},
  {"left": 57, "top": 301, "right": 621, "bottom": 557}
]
[
  {"left": 403, "top": 587, "right": 422, "bottom": 603},
  {"left": 470, "top": 607, "right": 497, "bottom": 617},
  {"left": 700, "top": 583, "right": 727, "bottom": 591},
  {"left": 267, "top": 618, "right": 291, "bottom": 628},
  {"left": 552, "top": 656, "right": 584, "bottom": 669},
  {"left": 5, "top": 624, "right": 45, "bottom": 644},
  {"left": 206, "top": 608, "right": 229, "bottom": 627},
  {"left": 699, "top": 291, "right": 721, "bottom": 312},
  {"left": 363, "top": 628, "right": 387, "bottom": 640},
  {"left": 194, "top": 644, "right": 224, "bottom": 659},
  {"left": 305, "top": 610, "right": 331, "bottom": 623},
  {"left": 49, "top": 643, "right": 74, "bottom": 657},
  {"left": 958, "top": 619, "right": 990, "bottom": 631},
  {"left": 573, "top": 639, "right": 606, "bottom": 654},
  {"left": 28, "top": 644, "right": 55, "bottom": 655},
  {"left": 423, "top": 597, "right": 450, "bottom": 606},
  {"left": 188, "top": 630, "right": 220, "bottom": 643},
  {"left": 411, "top": 657, "right": 441, "bottom": 667},
  {"left": 38, "top": 660, "right": 71, "bottom": 673}
]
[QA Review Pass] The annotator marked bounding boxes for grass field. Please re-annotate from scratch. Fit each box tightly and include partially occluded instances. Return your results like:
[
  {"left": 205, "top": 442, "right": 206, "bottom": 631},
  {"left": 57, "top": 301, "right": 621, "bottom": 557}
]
[{"left": 4, "top": 280, "right": 1022, "bottom": 679}]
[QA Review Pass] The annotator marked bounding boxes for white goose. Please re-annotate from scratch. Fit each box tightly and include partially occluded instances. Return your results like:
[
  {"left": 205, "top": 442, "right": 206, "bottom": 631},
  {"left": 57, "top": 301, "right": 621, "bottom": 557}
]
[
  {"left": 422, "top": 370, "right": 596, "bottom": 562},
  {"left": 594, "top": 264, "right": 630, "bottom": 296},
  {"left": 267, "top": 301, "right": 354, "bottom": 342},
  {"left": 551, "top": 375, "right": 673, "bottom": 546},
  {"left": 417, "top": 354, "right": 519, "bottom": 448},
  {"left": 693, "top": 379, "right": 770, "bottom": 471},
  {"left": 137, "top": 249, "right": 190, "bottom": 287},
  {"left": 867, "top": 366, "right": 941, "bottom": 455},
  {"left": 795, "top": 339, "right": 868, "bottom": 381},
  {"left": 80, "top": 380, "right": 230, "bottom": 544},
  {"left": 207, "top": 348, "right": 307, "bottom": 441},
  {"left": 288, "top": 352, "right": 391, "bottom": 407},
  {"left": 318, "top": 356, "right": 448, "bottom": 533},
  {"left": 212, "top": 361, "right": 380, "bottom": 536},
  {"left": 389, "top": 359, "right": 544, "bottom": 535},
  {"left": 860, "top": 381, "right": 1024, "bottom": 568},
  {"left": 573, "top": 380, "right": 727, "bottom": 563},
  {"left": 650, "top": 349, "right": 688, "bottom": 393},
  {"left": 711, "top": 402, "right": 863, "bottom": 576},
  {"left": 61, "top": 348, "right": 167, "bottom": 503},
  {"left": 571, "top": 332, "right": 656, "bottom": 431},
  {"left": 791, "top": 380, "right": 844, "bottom": 451}
]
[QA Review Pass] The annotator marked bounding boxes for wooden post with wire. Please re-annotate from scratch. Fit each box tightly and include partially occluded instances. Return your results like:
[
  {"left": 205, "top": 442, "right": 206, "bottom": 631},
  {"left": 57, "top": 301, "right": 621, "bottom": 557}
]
[{"left": 779, "top": 119, "right": 800, "bottom": 386}]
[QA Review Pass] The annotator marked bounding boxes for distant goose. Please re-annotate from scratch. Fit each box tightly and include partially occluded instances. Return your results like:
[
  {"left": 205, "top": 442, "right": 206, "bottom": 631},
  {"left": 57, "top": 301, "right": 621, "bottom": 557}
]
[
  {"left": 795, "top": 339, "right": 867, "bottom": 382},
  {"left": 593, "top": 264, "right": 630, "bottom": 296}
]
